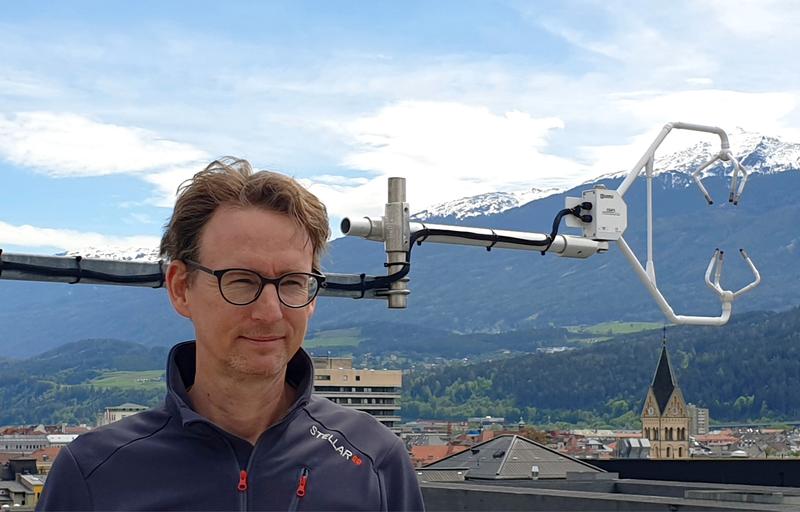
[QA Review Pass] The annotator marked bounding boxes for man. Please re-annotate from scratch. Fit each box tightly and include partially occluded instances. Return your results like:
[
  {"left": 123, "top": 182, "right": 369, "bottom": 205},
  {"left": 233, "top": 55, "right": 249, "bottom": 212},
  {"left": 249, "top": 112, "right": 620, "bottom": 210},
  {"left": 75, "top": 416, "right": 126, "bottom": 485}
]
[{"left": 37, "top": 158, "right": 424, "bottom": 511}]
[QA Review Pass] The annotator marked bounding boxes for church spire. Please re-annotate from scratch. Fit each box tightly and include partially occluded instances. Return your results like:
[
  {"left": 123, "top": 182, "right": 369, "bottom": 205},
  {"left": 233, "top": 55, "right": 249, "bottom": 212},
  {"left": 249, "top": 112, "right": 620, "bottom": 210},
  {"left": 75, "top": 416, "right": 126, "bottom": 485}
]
[{"left": 650, "top": 328, "right": 677, "bottom": 415}]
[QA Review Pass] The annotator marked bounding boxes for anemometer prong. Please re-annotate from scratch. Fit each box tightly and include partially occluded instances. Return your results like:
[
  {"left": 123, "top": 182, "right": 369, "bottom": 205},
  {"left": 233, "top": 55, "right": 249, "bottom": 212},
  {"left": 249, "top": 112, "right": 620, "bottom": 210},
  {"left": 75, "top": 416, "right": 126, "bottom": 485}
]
[
  {"left": 691, "top": 148, "right": 749, "bottom": 205},
  {"left": 704, "top": 248, "right": 762, "bottom": 303}
]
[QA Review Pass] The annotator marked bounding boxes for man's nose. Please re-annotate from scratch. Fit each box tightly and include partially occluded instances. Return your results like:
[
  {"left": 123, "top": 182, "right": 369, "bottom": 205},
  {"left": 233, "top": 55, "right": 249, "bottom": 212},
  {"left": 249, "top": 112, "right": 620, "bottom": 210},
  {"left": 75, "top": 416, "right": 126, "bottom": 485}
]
[{"left": 249, "top": 283, "right": 284, "bottom": 322}]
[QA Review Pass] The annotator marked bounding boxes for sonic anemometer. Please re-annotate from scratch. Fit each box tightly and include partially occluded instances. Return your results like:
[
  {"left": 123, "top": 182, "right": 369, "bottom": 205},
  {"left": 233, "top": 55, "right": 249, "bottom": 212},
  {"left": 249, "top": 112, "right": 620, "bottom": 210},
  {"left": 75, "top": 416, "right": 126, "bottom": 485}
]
[{"left": 0, "top": 122, "right": 760, "bottom": 326}]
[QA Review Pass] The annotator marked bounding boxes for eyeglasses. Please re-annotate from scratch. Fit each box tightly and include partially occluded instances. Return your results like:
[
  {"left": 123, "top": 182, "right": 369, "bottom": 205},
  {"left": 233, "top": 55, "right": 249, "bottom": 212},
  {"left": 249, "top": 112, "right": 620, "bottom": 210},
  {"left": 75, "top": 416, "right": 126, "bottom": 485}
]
[{"left": 184, "top": 260, "right": 325, "bottom": 308}]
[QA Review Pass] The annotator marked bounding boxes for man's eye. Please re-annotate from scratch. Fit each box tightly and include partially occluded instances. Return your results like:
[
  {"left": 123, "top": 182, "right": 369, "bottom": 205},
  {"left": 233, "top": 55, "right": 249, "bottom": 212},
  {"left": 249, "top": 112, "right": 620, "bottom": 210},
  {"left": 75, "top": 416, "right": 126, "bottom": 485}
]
[
  {"left": 282, "top": 277, "right": 307, "bottom": 288},
  {"left": 223, "top": 273, "right": 260, "bottom": 286}
]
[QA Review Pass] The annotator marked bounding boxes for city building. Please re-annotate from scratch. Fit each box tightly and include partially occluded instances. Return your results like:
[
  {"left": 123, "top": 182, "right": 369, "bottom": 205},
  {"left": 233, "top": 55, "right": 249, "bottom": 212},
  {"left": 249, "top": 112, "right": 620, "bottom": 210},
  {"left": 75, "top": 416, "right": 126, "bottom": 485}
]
[
  {"left": 418, "top": 435, "right": 800, "bottom": 511},
  {"left": 0, "top": 435, "right": 49, "bottom": 455},
  {"left": 641, "top": 338, "right": 690, "bottom": 459},
  {"left": 44, "top": 434, "right": 78, "bottom": 447},
  {"left": 97, "top": 403, "right": 148, "bottom": 426},
  {"left": 687, "top": 403, "right": 710, "bottom": 436},
  {"left": 418, "top": 434, "right": 604, "bottom": 480},
  {"left": 312, "top": 356, "right": 402, "bottom": 431},
  {"left": 0, "top": 458, "right": 41, "bottom": 508}
]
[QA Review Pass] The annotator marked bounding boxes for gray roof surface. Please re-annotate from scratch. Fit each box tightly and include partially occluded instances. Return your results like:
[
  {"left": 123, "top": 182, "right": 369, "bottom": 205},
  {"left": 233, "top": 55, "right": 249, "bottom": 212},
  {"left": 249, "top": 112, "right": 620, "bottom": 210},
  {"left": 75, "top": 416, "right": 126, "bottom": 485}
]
[
  {"left": 423, "top": 435, "right": 602, "bottom": 480},
  {"left": 0, "top": 481, "right": 30, "bottom": 493}
]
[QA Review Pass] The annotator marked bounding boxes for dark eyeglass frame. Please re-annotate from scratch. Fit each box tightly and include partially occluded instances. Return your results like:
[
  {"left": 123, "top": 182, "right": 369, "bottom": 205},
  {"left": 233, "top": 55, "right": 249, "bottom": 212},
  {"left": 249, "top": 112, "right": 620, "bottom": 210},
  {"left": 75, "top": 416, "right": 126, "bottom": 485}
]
[{"left": 183, "top": 260, "right": 326, "bottom": 308}]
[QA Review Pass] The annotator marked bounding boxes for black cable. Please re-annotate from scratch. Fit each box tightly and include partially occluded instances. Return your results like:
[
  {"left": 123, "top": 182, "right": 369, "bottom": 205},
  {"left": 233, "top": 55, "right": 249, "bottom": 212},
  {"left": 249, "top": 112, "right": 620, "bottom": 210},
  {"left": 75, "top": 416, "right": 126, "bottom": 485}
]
[
  {"left": 325, "top": 205, "right": 590, "bottom": 296},
  {"left": 2, "top": 205, "right": 591, "bottom": 294},
  {"left": 0, "top": 260, "right": 164, "bottom": 284},
  {"left": 71, "top": 256, "right": 83, "bottom": 284}
]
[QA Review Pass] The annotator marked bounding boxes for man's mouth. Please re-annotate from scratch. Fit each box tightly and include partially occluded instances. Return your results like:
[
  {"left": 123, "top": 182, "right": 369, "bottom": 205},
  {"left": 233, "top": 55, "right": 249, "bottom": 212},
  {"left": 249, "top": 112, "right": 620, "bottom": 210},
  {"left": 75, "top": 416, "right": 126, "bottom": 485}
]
[{"left": 241, "top": 335, "right": 285, "bottom": 343}]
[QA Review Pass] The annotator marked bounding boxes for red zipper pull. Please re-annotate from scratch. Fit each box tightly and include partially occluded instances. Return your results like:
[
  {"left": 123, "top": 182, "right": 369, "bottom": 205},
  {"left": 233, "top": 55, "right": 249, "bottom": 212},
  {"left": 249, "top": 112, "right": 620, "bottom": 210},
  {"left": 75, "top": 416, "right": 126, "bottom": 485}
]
[
  {"left": 296, "top": 468, "right": 309, "bottom": 497},
  {"left": 238, "top": 470, "right": 248, "bottom": 491}
]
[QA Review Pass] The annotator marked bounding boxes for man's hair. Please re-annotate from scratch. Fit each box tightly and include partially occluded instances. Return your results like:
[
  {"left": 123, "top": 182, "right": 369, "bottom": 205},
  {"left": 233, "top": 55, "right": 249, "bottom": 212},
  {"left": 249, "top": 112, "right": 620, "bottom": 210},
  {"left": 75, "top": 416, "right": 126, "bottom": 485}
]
[{"left": 160, "top": 157, "right": 330, "bottom": 269}]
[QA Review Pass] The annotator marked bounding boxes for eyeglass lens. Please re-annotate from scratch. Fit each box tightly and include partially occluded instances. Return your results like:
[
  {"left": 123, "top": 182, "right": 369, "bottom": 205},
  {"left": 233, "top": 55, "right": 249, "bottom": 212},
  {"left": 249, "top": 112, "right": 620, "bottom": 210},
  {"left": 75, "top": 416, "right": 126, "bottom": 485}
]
[{"left": 219, "top": 270, "right": 318, "bottom": 306}]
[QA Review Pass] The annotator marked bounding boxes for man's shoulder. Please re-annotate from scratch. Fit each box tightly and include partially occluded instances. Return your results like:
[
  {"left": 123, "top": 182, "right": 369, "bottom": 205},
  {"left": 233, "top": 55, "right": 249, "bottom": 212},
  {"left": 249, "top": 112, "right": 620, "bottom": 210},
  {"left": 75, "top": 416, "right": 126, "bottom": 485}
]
[
  {"left": 302, "top": 396, "right": 401, "bottom": 461},
  {"left": 66, "top": 406, "right": 173, "bottom": 477}
]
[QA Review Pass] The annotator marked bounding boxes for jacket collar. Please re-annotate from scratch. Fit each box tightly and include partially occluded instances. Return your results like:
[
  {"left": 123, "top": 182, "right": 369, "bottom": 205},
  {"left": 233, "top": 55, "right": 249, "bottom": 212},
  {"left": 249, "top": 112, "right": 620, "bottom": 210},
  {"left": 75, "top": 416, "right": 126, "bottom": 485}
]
[{"left": 165, "top": 340, "right": 315, "bottom": 427}]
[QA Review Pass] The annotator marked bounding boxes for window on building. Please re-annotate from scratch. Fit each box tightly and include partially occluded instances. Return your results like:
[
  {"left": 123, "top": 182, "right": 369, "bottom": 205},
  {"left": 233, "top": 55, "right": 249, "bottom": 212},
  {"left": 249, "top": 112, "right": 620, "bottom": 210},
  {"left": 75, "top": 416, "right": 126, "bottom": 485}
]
[
  {"left": 315, "top": 375, "right": 331, "bottom": 381},
  {"left": 666, "top": 447, "right": 671, "bottom": 458},
  {"left": 355, "top": 375, "right": 361, "bottom": 381}
]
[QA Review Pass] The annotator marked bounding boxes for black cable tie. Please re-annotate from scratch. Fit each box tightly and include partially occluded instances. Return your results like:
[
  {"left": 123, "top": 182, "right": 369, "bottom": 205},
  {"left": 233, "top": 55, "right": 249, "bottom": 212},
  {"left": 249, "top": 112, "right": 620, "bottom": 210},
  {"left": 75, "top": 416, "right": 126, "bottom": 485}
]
[
  {"left": 486, "top": 229, "right": 498, "bottom": 252},
  {"left": 154, "top": 259, "right": 165, "bottom": 288},
  {"left": 384, "top": 260, "right": 409, "bottom": 269},
  {"left": 415, "top": 224, "right": 430, "bottom": 246},
  {"left": 357, "top": 273, "right": 367, "bottom": 299},
  {"left": 71, "top": 256, "right": 83, "bottom": 284},
  {"left": 540, "top": 239, "right": 550, "bottom": 256}
]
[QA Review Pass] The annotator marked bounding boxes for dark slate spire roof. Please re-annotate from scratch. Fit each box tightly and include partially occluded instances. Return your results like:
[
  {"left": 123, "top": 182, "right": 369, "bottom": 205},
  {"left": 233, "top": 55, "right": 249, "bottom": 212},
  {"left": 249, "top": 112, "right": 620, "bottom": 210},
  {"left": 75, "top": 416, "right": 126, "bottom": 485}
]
[{"left": 651, "top": 344, "right": 677, "bottom": 415}]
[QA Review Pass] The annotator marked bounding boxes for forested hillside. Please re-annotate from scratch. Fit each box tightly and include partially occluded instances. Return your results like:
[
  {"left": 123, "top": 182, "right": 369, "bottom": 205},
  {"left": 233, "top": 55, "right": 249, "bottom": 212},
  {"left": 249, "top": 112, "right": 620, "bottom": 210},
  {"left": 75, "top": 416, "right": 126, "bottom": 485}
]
[
  {"left": 0, "top": 340, "right": 167, "bottom": 425},
  {"left": 403, "top": 307, "right": 800, "bottom": 427},
  {"left": 2, "top": 307, "right": 798, "bottom": 426}
]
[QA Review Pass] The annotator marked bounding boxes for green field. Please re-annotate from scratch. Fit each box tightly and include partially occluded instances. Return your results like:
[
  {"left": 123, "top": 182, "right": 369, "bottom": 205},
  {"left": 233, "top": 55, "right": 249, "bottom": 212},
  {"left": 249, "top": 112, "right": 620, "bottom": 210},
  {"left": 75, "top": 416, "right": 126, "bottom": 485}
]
[
  {"left": 90, "top": 370, "right": 165, "bottom": 390},
  {"left": 304, "top": 328, "right": 361, "bottom": 348},
  {"left": 567, "top": 321, "right": 663, "bottom": 336}
]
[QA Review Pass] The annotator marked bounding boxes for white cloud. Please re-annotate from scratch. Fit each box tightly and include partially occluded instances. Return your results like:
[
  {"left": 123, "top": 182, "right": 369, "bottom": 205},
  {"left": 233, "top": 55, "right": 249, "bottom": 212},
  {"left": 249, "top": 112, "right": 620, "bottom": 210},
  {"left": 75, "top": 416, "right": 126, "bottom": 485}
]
[
  {"left": 685, "top": 78, "right": 713, "bottom": 87},
  {"left": 0, "top": 112, "right": 208, "bottom": 177},
  {"left": 581, "top": 90, "right": 800, "bottom": 173},
  {"left": 310, "top": 101, "right": 589, "bottom": 219},
  {"left": 615, "top": 90, "right": 797, "bottom": 131},
  {"left": 123, "top": 213, "right": 156, "bottom": 225},
  {"left": 700, "top": 0, "right": 800, "bottom": 38},
  {"left": 306, "top": 174, "right": 370, "bottom": 187},
  {"left": 141, "top": 164, "right": 206, "bottom": 208},
  {"left": 0, "top": 220, "right": 160, "bottom": 251},
  {"left": 0, "top": 72, "right": 61, "bottom": 98}
]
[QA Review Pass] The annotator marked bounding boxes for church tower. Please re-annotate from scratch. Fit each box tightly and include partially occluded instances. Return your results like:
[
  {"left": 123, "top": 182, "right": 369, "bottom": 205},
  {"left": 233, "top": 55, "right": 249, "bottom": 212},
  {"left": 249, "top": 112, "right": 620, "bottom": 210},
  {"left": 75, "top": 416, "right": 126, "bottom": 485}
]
[{"left": 641, "top": 330, "right": 690, "bottom": 459}]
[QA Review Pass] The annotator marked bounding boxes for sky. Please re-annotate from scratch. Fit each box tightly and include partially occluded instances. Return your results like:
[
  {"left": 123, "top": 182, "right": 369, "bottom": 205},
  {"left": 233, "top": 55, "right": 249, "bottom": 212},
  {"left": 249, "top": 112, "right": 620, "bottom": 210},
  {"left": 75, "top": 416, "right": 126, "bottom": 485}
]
[{"left": 2, "top": 0, "right": 799, "bottom": 254}]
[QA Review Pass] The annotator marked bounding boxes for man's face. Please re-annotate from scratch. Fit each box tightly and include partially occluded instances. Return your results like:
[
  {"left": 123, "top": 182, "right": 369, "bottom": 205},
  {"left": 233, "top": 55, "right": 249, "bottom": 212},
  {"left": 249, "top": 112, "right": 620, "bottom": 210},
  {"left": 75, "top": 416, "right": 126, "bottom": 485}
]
[{"left": 170, "top": 205, "right": 316, "bottom": 380}]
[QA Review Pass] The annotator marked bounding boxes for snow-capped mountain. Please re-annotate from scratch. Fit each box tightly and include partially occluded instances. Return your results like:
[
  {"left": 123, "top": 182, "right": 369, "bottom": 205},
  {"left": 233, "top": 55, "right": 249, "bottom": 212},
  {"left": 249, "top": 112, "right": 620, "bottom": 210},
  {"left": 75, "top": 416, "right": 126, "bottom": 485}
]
[
  {"left": 413, "top": 130, "right": 799, "bottom": 222},
  {"left": 12, "top": 130, "right": 800, "bottom": 356},
  {"left": 57, "top": 246, "right": 161, "bottom": 262},
  {"left": 599, "top": 129, "right": 800, "bottom": 181},
  {"left": 61, "top": 131, "right": 798, "bottom": 258},
  {"left": 412, "top": 187, "right": 560, "bottom": 221}
]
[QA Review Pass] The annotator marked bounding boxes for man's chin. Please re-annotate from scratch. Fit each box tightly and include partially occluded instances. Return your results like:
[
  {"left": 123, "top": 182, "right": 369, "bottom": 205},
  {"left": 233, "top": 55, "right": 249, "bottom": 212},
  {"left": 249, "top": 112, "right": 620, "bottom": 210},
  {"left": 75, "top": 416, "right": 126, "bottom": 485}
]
[{"left": 226, "top": 352, "right": 287, "bottom": 379}]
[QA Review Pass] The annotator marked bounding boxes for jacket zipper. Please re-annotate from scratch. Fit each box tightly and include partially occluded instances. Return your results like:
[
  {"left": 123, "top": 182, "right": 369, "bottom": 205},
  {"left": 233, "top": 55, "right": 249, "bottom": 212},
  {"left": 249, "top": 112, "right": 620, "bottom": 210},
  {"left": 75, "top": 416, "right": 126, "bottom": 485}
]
[
  {"left": 238, "top": 470, "right": 248, "bottom": 491},
  {"left": 219, "top": 435, "right": 248, "bottom": 512},
  {"left": 212, "top": 400, "right": 310, "bottom": 510},
  {"left": 288, "top": 467, "right": 310, "bottom": 511}
]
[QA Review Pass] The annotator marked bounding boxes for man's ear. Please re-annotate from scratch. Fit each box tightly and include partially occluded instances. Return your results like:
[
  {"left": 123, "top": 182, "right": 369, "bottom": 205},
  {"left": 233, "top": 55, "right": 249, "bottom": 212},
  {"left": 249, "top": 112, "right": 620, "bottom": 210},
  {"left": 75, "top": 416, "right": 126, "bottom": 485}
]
[
  {"left": 306, "top": 297, "right": 317, "bottom": 318},
  {"left": 165, "top": 260, "right": 192, "bottom": 319}
]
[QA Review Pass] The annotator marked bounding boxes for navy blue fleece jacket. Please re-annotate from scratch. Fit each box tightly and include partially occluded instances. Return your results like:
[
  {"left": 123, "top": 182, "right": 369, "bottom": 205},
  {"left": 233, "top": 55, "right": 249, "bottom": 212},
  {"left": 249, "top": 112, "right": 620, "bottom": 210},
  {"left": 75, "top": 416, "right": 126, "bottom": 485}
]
[{"left": 37, "top": 341, "right": 424, "bottom": 511}]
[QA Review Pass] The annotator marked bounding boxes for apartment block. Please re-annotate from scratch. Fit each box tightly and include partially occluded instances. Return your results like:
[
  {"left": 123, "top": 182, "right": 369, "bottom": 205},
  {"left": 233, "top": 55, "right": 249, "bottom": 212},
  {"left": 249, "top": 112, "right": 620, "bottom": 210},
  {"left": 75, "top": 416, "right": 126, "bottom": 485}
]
[
  {"left": 312, "top": 357, "right": 402, "bottom": 431},
  {"left": 687, "top": 403, "right": 710, "bottom": 436}
]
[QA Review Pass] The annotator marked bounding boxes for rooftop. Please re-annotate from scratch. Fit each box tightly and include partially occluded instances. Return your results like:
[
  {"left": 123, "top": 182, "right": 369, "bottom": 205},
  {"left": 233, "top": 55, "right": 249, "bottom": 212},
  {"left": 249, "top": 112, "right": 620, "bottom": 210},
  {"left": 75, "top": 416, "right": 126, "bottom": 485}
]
[{"left": 420, "top": 434, "right": 601, "bottom": 480}]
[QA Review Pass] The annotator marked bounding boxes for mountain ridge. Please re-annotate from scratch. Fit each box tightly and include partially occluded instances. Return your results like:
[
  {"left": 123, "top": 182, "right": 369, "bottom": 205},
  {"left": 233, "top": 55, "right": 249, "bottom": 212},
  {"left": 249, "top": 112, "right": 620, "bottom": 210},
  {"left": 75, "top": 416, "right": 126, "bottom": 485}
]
[
  {"left": 0, "top": 131, "right": 798, "bottom": 356},
  {"left": 59, "top": 130, "right": 799, "bottom": 259}
]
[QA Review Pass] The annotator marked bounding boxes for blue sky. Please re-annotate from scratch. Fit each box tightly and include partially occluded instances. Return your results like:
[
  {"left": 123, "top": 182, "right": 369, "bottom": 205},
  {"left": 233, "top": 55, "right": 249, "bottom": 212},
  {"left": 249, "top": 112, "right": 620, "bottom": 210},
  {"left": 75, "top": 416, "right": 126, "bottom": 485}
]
[{"left": 2, "top": 0, "right": 799, "bottom": 254}]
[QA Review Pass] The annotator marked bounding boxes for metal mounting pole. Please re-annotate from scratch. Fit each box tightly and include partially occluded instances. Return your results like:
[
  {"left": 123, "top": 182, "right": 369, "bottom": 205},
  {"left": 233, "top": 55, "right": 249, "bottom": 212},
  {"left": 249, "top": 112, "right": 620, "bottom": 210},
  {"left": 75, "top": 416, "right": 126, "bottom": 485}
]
[{"left": 384, "top": 177, "right": 410, "bottom": 308}]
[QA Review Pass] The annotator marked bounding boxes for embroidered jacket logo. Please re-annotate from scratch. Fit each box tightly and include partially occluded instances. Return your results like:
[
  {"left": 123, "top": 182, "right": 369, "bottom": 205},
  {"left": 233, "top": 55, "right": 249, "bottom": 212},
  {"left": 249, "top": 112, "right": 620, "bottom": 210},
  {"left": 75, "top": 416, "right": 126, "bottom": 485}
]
[{"left": 309, "top": 425, "right": 362, "bottom": 465}]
